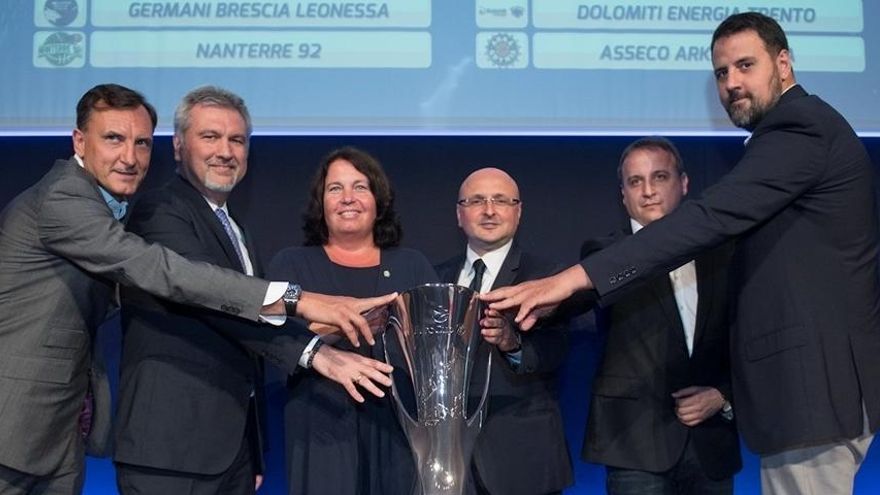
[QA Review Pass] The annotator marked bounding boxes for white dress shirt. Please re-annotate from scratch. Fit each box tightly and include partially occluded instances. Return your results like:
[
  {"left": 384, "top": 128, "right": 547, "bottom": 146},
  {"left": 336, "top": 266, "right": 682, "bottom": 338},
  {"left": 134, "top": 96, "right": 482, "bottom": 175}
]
[
  {"left": 632, "top": 219, "right": 698, "bottom": 356},
  {"left": 456, "top": 240, "right": 513, "bottom": 294}
]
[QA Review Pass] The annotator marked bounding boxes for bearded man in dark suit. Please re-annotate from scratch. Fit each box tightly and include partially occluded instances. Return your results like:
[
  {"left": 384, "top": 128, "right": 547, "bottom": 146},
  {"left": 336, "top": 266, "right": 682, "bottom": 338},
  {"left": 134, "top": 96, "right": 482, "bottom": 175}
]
[{"left": 485, "top": 13, "right": 879, "bottom": 495}]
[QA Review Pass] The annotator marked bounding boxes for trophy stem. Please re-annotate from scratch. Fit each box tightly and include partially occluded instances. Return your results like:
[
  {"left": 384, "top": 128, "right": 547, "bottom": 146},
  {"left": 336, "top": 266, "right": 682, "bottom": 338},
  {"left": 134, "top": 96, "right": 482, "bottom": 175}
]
[{"left": 383, "top": 284, "right": 493, "bottom": 495}]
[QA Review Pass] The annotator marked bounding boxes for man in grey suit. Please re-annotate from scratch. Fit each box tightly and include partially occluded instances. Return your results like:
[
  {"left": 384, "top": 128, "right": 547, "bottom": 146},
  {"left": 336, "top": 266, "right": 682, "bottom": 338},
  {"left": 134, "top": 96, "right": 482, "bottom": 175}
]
[{"left": 0, "top": 83, "right": 392, "bottom": 494}]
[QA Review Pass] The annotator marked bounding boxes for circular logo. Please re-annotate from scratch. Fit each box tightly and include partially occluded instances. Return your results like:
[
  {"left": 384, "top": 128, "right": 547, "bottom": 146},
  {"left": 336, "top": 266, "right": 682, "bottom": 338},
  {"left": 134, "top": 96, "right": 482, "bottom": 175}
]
[
  {"left": 485, "top": 33, "right": 520, "bottom": 68},
  {"left": 38, "top": 32, "right": 84, "bottom": 67},
  {"left": 44, "top": 0, "right": 79, "bottom": 27}
]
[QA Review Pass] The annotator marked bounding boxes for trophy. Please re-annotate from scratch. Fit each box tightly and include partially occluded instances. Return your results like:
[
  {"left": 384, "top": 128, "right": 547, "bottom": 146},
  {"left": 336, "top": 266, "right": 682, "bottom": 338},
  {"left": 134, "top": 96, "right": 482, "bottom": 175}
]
[{"left": 383, "top": 283, "right": 492, "bottom": 495}]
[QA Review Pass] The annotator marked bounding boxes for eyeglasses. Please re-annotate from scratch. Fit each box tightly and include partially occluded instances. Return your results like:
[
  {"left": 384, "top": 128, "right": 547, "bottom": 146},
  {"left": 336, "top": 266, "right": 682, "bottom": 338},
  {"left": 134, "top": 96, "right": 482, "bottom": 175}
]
[{"left": 456, "top": 196, "right": 522, "bottom": 208}]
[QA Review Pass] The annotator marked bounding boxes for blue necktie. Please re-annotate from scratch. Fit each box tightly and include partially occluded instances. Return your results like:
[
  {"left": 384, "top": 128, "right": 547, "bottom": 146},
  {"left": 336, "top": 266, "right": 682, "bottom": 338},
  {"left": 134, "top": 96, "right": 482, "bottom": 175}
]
[{"left": 214, "top": 208, "right": 246, "bottom": 269}]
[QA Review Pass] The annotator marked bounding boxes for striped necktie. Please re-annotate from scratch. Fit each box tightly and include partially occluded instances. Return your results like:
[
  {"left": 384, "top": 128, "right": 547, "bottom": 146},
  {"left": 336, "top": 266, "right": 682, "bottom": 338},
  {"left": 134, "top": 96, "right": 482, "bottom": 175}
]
[{"left": 214, "top": 208, "right": 246, "bottom": 269}]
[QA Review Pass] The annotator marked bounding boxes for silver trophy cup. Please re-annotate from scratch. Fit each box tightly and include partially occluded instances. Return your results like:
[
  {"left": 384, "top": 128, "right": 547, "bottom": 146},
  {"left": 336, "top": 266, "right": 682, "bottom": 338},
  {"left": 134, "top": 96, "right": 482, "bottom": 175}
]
[{"left": 382, "top": 283, "right": 492, "bottom": 495}]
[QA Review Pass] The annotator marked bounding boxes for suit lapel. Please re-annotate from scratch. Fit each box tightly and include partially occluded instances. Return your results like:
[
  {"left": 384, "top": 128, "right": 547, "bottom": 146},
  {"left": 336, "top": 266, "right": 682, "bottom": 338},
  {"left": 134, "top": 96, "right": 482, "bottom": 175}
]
[
  {"left": 692, "top": 254, "right": 714, "bottom": 352},
  {"left": 621, "top": 225, "right": 683, "bottom": 338},
  {"left": 491, "top": 245, "right": 521, "bottom": 289},
  {"left": 648, "top": 275, "right": 685, "bottom": 334},
  {"left": 171, "top": 176, "right": 246, "bottom": 273},
  {"left": 633, "top": 221, "right": 688, "bottom": 358},
  {"left": 232, "top": 212, "right": 260, "bottom": 276},
  {"left": 438, "top": 255, "right": 467, "bottom": 285}
]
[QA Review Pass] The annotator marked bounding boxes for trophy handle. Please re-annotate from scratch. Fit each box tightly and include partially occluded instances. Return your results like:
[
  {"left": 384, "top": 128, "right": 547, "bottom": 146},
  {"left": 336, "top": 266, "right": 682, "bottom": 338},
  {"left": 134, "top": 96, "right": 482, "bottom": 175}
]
[
  {"left": 382, "top": 331, "right": 420, "bottom": 433},
  {"left": 466, "top": 352, "right": 492, "bottom": 429}
]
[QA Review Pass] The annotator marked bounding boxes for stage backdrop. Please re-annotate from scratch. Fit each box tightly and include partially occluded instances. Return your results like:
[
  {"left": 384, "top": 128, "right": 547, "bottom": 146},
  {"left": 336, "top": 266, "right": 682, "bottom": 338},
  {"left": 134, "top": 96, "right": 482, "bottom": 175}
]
[
  {"left": 1, "top": 134, "right": 879, "bottom": 494},
  {"left": 3, "top": 1, "right": 879, "bottom": 135}
]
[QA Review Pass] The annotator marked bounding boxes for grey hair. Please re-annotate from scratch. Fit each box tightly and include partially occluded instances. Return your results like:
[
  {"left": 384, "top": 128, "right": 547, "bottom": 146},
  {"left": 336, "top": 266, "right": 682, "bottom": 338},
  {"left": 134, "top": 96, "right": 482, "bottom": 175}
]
[{"left": 173, "top": 85, "right": 252, "bottom": 138}]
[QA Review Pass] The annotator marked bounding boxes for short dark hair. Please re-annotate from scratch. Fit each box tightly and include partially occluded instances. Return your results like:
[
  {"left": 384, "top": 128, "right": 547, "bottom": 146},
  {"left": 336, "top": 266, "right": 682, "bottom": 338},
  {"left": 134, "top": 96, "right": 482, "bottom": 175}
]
[
  {"left": 618, "top": 136, "right": 685, "bottom": 183},
  {"left": 76, "top": 83, "right": 157, "bottom": 131},
  {"left": 711, "top": 12, "right": 789, "bottom": 56},
  {"left": 174, "top": 85, "right": 252, "bottom": 139},
  {"left": 302, "top": 146, "right": 402, "bottom": 248}
]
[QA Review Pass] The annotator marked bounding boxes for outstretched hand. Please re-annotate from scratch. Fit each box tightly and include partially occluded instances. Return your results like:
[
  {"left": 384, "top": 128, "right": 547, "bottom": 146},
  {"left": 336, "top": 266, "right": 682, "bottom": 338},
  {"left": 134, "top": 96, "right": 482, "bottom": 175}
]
[
  {"left": 481, "top": 264, "right": 590, "bottom": 330},
  {"left": 310, "top": 344, "right": 394, "bottom": 403},
  {"left": 297, "top": 292, "right": 397, "bottom": 347}
]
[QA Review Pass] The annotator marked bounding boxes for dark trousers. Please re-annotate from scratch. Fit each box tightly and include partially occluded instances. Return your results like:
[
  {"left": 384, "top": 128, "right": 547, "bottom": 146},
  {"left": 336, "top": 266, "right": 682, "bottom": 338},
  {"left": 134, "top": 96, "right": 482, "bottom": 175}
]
[
  {"left": 468, "top": 463, "right": 562, "bottom": 495},
  {"left": 116, "top": 435, "right": 255, "bottom": 495},
  {"left": 605, "top": 438, "right": 732, "bottom": 495},
  {"left": 116, "top": 403, "right": 259, "bottom": 495},
  {"left": 0, "top": 463, "right": 83, "bottom": 495}
]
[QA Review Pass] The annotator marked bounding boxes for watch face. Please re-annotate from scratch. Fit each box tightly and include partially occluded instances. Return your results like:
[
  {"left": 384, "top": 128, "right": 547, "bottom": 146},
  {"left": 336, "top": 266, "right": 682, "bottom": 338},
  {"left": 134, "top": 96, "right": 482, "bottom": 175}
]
[{"left": 285, "top": 284, "right": 301, "bottom": 301}]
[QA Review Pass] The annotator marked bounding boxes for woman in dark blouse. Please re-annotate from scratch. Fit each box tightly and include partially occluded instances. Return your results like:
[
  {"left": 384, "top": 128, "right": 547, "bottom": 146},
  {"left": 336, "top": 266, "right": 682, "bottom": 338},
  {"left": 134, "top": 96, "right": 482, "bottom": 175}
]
[{"left": 268, "top": 146, "right": 436, "bottom": 495}]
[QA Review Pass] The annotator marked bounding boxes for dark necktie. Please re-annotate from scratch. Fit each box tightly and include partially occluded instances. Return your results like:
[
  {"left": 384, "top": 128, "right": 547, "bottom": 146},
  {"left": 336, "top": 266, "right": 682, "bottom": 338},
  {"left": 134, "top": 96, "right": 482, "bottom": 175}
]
[
  {"left": 469, "top": 258, "right": 486, "bottom": 293},
  {"left": 214, "top": 208, "right": 246, "bottom": 269}
]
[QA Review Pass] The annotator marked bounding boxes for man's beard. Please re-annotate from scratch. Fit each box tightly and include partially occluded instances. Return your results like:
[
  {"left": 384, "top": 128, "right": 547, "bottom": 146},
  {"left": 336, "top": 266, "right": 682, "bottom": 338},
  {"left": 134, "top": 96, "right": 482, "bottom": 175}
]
[
  {"left": 204, "top": 168, "right": 239, "bottom": 193},
  {"left": 724, "top": 70, "right": 783, "bottom": 131}
]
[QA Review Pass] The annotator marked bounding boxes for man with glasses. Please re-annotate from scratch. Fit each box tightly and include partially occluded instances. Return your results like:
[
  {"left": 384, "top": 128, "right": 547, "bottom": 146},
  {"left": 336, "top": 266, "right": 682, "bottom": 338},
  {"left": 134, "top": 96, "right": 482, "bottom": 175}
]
[{"left": 435, "top": 167, "right": 572, "bottom": 495}]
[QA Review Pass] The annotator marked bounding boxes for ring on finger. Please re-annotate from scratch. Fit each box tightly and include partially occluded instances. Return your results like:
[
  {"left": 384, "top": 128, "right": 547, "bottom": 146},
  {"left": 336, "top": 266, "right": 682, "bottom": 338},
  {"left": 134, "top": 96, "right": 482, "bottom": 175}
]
[{"left": 353, "top": 374, "right": 364, "bottom": 384}]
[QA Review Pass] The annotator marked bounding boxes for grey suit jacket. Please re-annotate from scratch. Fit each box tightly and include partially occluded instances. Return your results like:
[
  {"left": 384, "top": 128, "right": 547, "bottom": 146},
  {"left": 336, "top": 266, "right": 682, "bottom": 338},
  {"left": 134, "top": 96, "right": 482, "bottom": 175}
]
[{"left": 0, "top": 158, "right": 270, "bottom": 476}]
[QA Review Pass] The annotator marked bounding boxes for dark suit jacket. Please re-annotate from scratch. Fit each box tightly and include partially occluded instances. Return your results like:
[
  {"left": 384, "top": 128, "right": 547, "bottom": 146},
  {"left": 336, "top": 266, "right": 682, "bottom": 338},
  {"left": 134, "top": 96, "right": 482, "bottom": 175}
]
[
  {"left": 0, "top": 159, "right": 271, "bottom": 476},
  {"left": 582, "top": 85, "right": 880, "bottom": 454},
  {"left": 436, "top": 244, "right": 573, "bottom": 495},
  {"left": 114, "top": 175, "right": 307, "bottom": 475},
  {"left": 581, "top": 230, "right": 740, "bottom": 479}
]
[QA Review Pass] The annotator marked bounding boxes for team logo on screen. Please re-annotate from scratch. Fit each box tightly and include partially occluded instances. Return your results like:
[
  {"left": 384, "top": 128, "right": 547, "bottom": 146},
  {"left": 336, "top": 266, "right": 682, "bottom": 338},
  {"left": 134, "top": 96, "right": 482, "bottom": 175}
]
[
  {"left": 478, "top": 5, "right": 525, "bottom": 19},
  {"left": 485, "top": 33, "right": 520, "bottom": 67},
  {"left": 43, "top": 0, "right": 79, "bottom": 27},
  {"left": 37, "top": 32, "right": 84, "bottom": 66}
]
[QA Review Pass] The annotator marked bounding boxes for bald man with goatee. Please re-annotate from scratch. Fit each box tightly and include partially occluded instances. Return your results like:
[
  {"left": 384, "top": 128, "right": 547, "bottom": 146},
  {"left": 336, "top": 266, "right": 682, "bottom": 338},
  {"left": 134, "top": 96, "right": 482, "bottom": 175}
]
[{"left": 435, "top": 168, "right": 573, "bottom": 495}]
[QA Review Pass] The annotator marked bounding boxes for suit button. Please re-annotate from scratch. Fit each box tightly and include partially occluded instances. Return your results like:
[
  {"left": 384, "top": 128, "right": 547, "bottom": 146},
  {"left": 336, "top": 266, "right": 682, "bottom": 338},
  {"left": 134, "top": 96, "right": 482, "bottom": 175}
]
[{"left": 220, "top": 304, "right": 241, "bottom": 315}]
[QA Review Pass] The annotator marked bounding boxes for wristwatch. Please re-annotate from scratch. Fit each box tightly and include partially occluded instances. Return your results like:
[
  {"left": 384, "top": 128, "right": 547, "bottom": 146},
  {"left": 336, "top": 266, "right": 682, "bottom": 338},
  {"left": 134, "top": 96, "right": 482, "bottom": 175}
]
[
  {"left": 282, "top": 283, "right": 302, "bottom": 317},
  {"left": 720, "top": 397, "right": 734, "bottom": 421}
]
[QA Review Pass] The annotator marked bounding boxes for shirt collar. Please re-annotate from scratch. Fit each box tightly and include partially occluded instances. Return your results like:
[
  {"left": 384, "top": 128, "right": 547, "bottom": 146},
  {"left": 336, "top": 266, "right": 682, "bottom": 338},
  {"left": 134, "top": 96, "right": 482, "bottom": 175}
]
[
  {"left": 465, "top": 239, "right": 513, "bottom": 278},
  {"left": 202, "top": 195, "right": 228, "bottom": 215},
  {"left": 75, "top": 155, "right": 128, "bottom": 220},
  {"left": 630, "top": 217, "right": 645, "bottom": 234}
]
